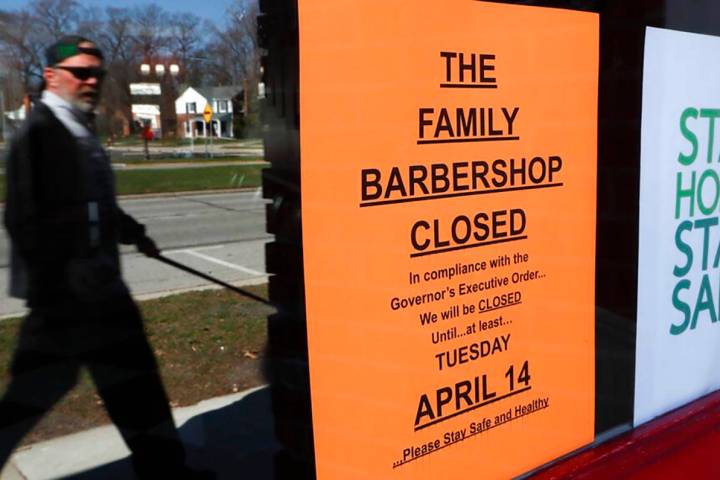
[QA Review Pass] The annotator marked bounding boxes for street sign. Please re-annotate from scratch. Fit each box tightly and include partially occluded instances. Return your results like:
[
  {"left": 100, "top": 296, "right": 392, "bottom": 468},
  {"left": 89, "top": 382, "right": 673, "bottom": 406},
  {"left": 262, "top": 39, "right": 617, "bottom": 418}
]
[
  {"left": 203, "top": 104, "right": 213, "bottom": 123},
  {"left": 130, "top": 83, "right": 161, "bottom": 95}
]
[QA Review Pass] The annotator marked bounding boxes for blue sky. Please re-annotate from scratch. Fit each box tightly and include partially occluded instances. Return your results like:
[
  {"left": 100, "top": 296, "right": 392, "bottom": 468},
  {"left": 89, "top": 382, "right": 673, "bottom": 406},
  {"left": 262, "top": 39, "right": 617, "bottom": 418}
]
[{"left": 0, "top": 0, "right": 235, "bottom": 27}]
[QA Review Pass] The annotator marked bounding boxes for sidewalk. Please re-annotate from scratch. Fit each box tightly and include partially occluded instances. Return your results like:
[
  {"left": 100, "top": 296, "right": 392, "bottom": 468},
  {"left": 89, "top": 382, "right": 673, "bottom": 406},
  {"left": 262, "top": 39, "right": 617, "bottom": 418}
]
[
  {"left": 112, "top": 160, "right": 269, "bottom": 171},
  {"left": 0, "top": 386, "right": 278, "bottom": 480},
  {"left": 106, "top": 139, "right": 263, "bottom": 159}
]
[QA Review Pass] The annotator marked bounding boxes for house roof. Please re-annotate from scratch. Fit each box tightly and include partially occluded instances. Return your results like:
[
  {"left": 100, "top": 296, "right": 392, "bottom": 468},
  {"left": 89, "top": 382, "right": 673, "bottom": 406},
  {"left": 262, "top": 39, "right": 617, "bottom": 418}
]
[{"left": 193, "top": 85, "right": 243, "bottom": 101}]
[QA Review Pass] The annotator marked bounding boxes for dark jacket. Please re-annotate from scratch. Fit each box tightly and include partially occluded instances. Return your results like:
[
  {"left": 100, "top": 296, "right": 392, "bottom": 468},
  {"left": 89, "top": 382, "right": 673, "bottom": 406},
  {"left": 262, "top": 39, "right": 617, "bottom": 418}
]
[{"left": 4, "top": 102, "right": 145, "bottom": 306}]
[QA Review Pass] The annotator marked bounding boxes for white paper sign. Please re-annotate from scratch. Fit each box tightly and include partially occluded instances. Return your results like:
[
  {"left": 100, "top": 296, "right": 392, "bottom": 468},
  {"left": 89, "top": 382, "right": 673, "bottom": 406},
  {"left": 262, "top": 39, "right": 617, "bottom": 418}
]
[
  {"left": 636, "top": 27, "right": 720, "bottom": 426},
  {"left": 130, "top": 83, "right": 161, "bottom": 95},
  {"left": 131, "top": 104, "right": 160, "bottom": 116}
]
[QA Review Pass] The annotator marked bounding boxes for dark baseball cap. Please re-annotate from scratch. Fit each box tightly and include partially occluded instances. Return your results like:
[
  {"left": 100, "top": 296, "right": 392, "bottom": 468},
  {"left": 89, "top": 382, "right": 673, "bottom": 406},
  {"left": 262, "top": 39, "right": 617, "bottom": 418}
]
[{"left": 46, "top": 35, "right": 104, "bottom": 66}]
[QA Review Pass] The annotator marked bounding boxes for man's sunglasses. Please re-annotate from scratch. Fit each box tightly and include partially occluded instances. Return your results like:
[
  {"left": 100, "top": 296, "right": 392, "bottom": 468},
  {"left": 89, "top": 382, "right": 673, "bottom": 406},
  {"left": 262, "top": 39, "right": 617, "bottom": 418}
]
[{"left": 55, "top": 66, "right": 107, "bottom": 81}]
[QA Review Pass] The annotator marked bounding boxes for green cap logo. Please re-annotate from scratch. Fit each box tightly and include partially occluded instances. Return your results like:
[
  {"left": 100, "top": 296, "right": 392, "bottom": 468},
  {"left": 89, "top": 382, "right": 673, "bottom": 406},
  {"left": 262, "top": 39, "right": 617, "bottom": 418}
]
[{"left": 56, "top": 44, "right": 78, "bottom": 60}]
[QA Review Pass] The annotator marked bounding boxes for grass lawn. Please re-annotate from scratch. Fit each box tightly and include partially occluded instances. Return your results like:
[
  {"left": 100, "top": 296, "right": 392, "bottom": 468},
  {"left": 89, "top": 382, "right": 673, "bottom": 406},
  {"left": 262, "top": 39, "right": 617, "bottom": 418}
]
[
  {"left": 0, "top": 285, "right": 273, "bottom": 445},
  {"left": 0, "top": 162, "right": 266, "bottom": 202},
  {"left": 115, "top": 164, "right": 265, "bottom": 195},
  {"left": 0, "top": 164, "right": 265, "bottom": 199}
]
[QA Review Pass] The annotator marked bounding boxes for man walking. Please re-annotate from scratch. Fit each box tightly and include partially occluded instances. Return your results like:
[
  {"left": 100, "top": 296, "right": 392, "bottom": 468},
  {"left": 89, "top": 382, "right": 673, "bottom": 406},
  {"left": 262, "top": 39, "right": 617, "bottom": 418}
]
[{"left": 1, "top": 36, "right": 212, "bottom": 479}]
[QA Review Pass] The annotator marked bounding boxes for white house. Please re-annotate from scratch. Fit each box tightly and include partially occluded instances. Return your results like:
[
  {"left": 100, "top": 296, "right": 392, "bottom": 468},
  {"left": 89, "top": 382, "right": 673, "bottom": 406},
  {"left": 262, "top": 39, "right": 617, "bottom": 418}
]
[
  {"left": 175, "top": 85, "right": 242, "bottom": 139},
  {"left": 5, "top": 104, "right": 26, "bottom": 122},
  {"left": 131, "top": 104, "right": 161, "bottom": 131},
  {"left": 128, "top": 82, "right": 164, "bottom": 136},
  {"left": 3, "top": 103, "right": 27, "bottom": 138}
]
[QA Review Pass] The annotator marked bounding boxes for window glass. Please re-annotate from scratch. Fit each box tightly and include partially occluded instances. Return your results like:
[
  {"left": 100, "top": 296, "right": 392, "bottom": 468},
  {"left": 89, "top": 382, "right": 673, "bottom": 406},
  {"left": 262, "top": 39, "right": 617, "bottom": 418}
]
[
  {"left": 0, "top": 1, "right": 269, "bottom": 479},
  {"left": 2, "top": 0, "right": 720, "bottom": 479}
]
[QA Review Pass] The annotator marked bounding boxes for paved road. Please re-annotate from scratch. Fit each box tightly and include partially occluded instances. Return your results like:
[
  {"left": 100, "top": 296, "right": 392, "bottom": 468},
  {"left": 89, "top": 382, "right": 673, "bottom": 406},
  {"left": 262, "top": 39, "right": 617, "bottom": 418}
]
[{"left": 0, "top": 190, "right": 271, "bottom": 318}]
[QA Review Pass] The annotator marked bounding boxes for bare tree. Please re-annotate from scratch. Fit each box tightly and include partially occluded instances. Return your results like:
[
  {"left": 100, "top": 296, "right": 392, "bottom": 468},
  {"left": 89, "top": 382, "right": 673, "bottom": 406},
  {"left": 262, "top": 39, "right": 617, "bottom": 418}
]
[
  {"left": 0, "top": 0, "right": 83, "bottom": 98},
  {"left": 131, "top": 4, "right": 170, "bottom": 61},
  {"left": 227, "top": 0, "right": 260, "bottom": 81},
  {"left": 0, "top": 10, "right": 47, "bottom": 93},
  {"left": 76, "top": 6, "right": 105, "bottom": 42},
  {"left": 169, "top": 12, "right": 204, "bottom": 85},
  {"left": 204, "top": 0, "right": 261, "bottom": 137},
  {"left": 97, "top": 8, "right": 136, "bottom": 65},
  {"left": 94, "top": 7, "right": 141, "bottom": 138},
  {"left": 30, "top": 0, "right": 80, "bottom": 39},
  {"left": 206, "top": 0, "right": 260, "bottom": 86},
  {"left": 0, "top": 0, "right": 240, "bottom": 138}
]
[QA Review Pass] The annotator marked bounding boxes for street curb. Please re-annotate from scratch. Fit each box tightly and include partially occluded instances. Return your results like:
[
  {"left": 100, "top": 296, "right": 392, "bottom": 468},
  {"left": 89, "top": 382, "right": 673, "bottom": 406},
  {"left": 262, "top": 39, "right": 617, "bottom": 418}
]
[
  {"left": 117, "top": 186, "right": 264, "bottom": 201},
  {"left": 0, "top": 187, "right": 266, "bottom": 212},
  {"left": 133, "top": 275, "right": 270, "bottom": 301}
]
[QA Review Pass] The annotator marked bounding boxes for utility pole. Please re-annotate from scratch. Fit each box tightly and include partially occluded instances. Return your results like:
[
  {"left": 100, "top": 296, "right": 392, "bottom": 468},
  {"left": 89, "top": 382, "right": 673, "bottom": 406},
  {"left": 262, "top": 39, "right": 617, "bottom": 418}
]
[
  {"left": 0, "top": 88, "right": 5, "bottom": 142},
  {"left": 186, "top": 102, "right": 194, "bottom": 152},
  {"left": 0, "top": 73, "right": 6, "bottom": 142}
]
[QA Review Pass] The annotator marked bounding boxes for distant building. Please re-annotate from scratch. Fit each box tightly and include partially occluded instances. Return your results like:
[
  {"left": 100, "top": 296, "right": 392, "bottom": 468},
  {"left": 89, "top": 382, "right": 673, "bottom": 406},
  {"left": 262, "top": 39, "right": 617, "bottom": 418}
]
[
  {"left": 175, "top": 86, "right": 242, "bottom": 139},
  {"left": 5, "top": 104, "right": 26, "bottom": 122},
  {"left": 3, "top": 103, "right": 28, "bottom": 138},
  {"left": 131, "top": 104, "right": 161, "bottom": 132},
  {"left": 130, "top": 82, "right": 163, "bottom": 137}
]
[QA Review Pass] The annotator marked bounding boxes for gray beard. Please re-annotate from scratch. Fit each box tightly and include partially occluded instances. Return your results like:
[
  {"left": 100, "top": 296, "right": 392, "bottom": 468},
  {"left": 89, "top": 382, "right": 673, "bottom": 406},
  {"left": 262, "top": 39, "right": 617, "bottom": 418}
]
[
  {"left": 51, "top": 88, "right": 96, "bottom": 113},
  {"left": 71, "top": 98, "right": 96, "bottom": 113}
]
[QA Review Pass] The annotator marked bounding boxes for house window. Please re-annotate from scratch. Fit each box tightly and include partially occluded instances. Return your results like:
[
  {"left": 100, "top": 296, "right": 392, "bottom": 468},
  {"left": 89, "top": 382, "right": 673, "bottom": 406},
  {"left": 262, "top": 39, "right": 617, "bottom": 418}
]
[
  {"left": 218, "top": 100, "right": 228, "bottom": 113},
  {"left": 186, "top": 102, "right": 196, "bottom": 113}
]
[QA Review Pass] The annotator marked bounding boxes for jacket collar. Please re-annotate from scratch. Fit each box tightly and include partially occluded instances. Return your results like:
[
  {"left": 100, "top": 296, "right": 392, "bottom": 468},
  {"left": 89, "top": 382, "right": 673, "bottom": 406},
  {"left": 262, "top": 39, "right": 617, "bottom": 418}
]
[{"left": 40, "top": 90, "right": 93, "bottom": 138}]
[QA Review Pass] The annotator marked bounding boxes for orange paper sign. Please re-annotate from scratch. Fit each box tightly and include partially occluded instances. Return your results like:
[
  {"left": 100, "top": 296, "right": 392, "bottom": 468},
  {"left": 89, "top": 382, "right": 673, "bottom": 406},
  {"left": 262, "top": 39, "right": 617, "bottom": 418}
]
[{"left": 299, "top": 1, "right": 598, "bottom": 478}]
